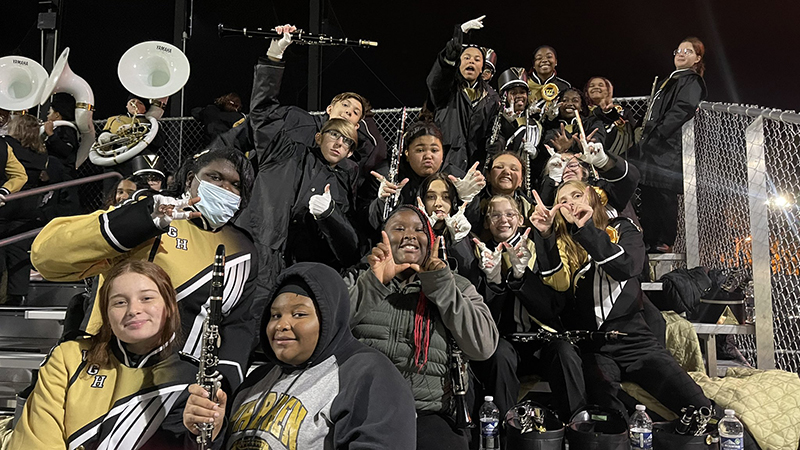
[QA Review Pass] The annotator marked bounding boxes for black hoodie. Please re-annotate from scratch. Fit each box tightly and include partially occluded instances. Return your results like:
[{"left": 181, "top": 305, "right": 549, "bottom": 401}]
[{"left": 222, "top": 262, "right": 416, "bottom": 449}]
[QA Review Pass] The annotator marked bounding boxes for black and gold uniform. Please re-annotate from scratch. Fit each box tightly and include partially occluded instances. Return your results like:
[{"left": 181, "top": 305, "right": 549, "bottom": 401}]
[
  {"left": 30, "top": 196, "right": 259, "bottom": 392},
  {"left": 9, "top": 337, "right": 195, "bottom": 449}
]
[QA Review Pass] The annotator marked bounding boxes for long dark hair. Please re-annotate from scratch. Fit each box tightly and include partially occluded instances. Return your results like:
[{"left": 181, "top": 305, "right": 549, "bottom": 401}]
[
  {"left": 418, "top": 172, "right": 462, "bottom": 214},
  {"left": 682, "top": 36, "right": 706, "bottom": 77},
  {"left": 87, "top": 260, "right": 181, "bottom": 367},
  {"left": 165, "top": 147, "right": 254, "bottom": 212}
]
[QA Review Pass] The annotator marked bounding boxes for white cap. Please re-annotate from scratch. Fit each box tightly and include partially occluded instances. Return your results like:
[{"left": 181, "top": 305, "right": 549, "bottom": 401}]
[
  {"left": 725, "top": 409, "right": 736, "bottom": 416},
  {"left": 635, "top": 404, "right": 646, "bottom": 411},
  {"left": 485, "top": 396, "right": 494, "bottom": 402}
]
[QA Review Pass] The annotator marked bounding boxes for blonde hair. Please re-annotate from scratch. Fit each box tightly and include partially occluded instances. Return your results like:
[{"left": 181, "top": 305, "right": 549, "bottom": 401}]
[
  {"left": 553, "top": 180, "right": 609, "bottom": 273},
  {"left": 320, "top": 117, "right": 358, "bottom": 146}
]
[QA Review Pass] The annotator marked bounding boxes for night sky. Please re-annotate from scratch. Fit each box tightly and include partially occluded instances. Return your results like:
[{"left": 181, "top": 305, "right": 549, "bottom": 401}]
[{"left": 3, "top": 0, "right": 799, "bottom": 118}]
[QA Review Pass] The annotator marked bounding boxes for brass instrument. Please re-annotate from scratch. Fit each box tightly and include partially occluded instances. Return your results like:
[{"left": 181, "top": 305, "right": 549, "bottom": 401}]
[
  {"left": 218, "top": 24, "right": 378, "bottom": 47},
  {"left": 383, "top": 107, "right": 407, "bottom": 221},
  {"left": 195, "top": 245, "right": 226, "bottom": 450},
  {"left": 449, "top": 336, "right": 475, "bottom": 429}
]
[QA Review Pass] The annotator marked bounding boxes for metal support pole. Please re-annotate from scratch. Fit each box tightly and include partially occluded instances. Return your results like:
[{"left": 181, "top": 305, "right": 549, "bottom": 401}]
[
  {"left": 745, "top": 116, "right": 776, "bottom": 370},
  {"left": 681, "top": 118, "right": 700, "bottom": 268},
  {"left": 307, "top": 0, "right": 323, "bottom": 110}
]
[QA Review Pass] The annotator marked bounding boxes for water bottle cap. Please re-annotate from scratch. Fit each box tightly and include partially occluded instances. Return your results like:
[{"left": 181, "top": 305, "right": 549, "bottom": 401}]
[
  {"left": 635, "top": 404, "right": 646, "bottom": 411},
  {"left": 485, "top": 396, "right": 494, "bottom": 402},
  {"left": 724, "top": 409, "right": 735, "bottom": 416}
]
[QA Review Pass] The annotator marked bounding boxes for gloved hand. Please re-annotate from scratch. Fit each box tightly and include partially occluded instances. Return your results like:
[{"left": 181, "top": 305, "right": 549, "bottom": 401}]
[
  {"left": 417, "top": 197, "right": 442, "bottom": 227},
  {"left": 445, "top": 202, "right": 472, "bottom": 242},
  {"left": 523, "top": 139, "right": 538, "bottom": 159},
  {"left": 152, "top": 194, "right": 199, "bottom": 229},
  {"left": 267, "top": 24, "right": 296, "bottom": 60},
  {"left": 544, "top": 146, "right": 565, "bottom": 182},
  {"left": 503, "top": 228, "right": 532, "bottom": 279},
  {"left": 474, "top": 238, "right": 503, "bottom": 284},
  {"left": 578, "top": 141, "right": 610, "bottom": 168},
  {"left": 372, "top": 171, "right": 409, "bottom": 200},
  {"left": 448, "top": 162, "right": 485, "bottom": 204},
  {"left": 461, "top": 15, "right": 486, "bottom": 33},
  {"left": 0, "top": 188, "right": 8, "bottom": 207},
  {"left": 309, "top": 184, "right": 333, "bottom": 219},
  {"left": 97, "top": 132, "right": 115, "bottom": 145},
  {"left": 544, "top": 101, "right": 560, "bottom": 121}
]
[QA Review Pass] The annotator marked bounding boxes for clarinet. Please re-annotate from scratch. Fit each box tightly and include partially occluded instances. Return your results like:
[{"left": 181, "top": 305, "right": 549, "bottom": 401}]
[
  {"left": 640, "top": 76, "right": 659, "bottom": 133},
  {"left": 218, "top": 24, "right": 378, "bottom": 47},
  {"left": 195, "top": 245, "right": 226, "bottom": 450},
  {"left": 675, "top": 405, "right": 696, "bottom": 435},
  {"left": 449, "top": 336, "right": 475, "bottom": 429},
  {"left": 507, "top": 329, "right": 628, "bottom": 345},
  {"left": 484, "top": 102, "right": 504, "bottom": 172},
  {"left": 382, "top": 107, "right": 407, "bottom": 221}
]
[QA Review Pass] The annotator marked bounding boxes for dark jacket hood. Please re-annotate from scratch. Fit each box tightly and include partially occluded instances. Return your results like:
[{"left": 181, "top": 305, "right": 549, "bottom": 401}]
[{"left": 259, "top": 262, "right": 357, "bottom": 370}]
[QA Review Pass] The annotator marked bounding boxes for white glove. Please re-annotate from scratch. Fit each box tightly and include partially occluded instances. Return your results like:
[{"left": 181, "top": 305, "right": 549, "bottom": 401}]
[
  {"left": 474, "top": 238, "right": 503, "bottom": 284},
  {"left": 545, "top": 149, "right": 565, "bottom": 182},
  {"left": 445, "top": 206, "right": 472, "bottom": 242},
  {"left": 578, "top": 141, "right": 610, "bottom": 168},
  {"left": 152, "top": 194, "right": 195, "bottom": 229},
  {"left": 523, "top": 140, "right": 538, "bottom": 159},
  {"left": 309, "top": 184, "right": 333, "bottom": 219},
  {"left": 267, "top": 24, "right": 295, "bottom": 60},
  {"left": 0, "top": 189, "right": 7, "bottom": 207},
  {"left": 416, "top": 197, "right": 441, "bottom": 227},
  {"left": 505, "top": 229, "right": 532, "bottom": 279},
  {"left": 97, "top": 132, "right": 115, "bottom": 145},
  {"left": 448, "top": 162, "right": 485, "bottom": 204},
  {"left": 460, "top": 15, "right": 485, "bottom": 33},
  {"left": 544, "top": 101, "right": 559, "bottom": 121}
]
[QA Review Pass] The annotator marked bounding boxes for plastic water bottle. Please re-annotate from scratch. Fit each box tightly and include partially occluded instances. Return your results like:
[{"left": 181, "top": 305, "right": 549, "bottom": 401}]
[
  {"left": 719, "top": 409, "right": 744, "bottom": 450},
  {"left": 479, "top": 395, "right": 500, "bottom": 450},
  {"left": 629, "top": 404, "right": 653, "bottom": 450}
]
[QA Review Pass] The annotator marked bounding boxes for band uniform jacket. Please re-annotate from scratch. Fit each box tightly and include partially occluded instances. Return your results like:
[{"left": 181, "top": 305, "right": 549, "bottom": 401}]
[
  {"left": 632, "top": 68, "right": 706, "bottom": 192},
  {"left": 9, "top": 337, "right": 195, "bottom": 450},
  {"left": 30, "top": 196, "right": 259, "bottom": 393},
  {"left": 427, "top": 28, "right": 501, "bottom": 172}
]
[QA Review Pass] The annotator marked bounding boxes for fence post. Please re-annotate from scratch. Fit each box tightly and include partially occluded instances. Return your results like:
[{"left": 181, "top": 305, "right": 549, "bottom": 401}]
[
  {"left": 682, "top": 118, "right": 700, "bottom": 268},
  {"left": 745, "top": 116, "right": 775, "bottom": 370}
]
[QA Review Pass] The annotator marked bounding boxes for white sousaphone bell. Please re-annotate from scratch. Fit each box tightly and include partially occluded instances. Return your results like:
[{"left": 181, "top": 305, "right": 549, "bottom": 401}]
[
  {"left": 90, "top": 40, "right": 190, "bottom": 167},
  {"left": 0, "top": 55, "right": 48, "bottom": 112},
  {"left": 39, "top": 48, "right": 96, "bottom": 168}
]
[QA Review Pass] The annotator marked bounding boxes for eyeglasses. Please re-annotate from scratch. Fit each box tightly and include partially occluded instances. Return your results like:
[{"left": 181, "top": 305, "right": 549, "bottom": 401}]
[
  {"left": 489, "top": 212, "right": 519, "bottom": 223},
  {"left": 565, "top": 162, "right": 582, "bottom": 170},
  {"left": 324, "top": 129, "right": 355, "bottom": 149},
  {"left": 673, "top": 48, "right": 695, "bottom": 56}
]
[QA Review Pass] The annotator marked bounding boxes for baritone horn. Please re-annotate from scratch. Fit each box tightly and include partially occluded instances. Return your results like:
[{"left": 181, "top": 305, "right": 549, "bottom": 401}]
[
  {"left": 38, "top": 47, "right": 96, "bottom": 169},
  {"left": 0, "top": 56, "right": 48, "bottom": 112},
  {"left": 90, "top": 41, "right": 190, "bottom": 167}
]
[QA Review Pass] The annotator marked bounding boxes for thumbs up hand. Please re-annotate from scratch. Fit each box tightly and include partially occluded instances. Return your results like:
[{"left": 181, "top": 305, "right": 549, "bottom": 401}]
[{"left": 309, "top": 184, "right": 334, "bottom": 219}]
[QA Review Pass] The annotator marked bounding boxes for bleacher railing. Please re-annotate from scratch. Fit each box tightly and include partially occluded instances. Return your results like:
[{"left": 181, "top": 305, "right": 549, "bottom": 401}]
[{"left": 83, "top": 96, "right": 796, "bottom": 373}]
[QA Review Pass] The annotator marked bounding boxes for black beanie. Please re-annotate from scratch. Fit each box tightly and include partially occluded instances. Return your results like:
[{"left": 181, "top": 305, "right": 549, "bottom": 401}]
[{"left": 50, "top": 93, "right": 75, "bottom": 121}]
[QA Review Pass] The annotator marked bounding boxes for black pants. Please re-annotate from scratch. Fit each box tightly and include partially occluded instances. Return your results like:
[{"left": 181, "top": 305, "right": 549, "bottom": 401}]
[
  {"left": 639, "top": 185, "right": 679, "bottom": 248},
  {"left": 582, "top": 312, "right": 710, "bottom": 419},
  {"left": 417, "top": 412, "right": 469, "bottom": 450},
  {"left": 471, "top": 337, "right": 587, "bottom": 422}
]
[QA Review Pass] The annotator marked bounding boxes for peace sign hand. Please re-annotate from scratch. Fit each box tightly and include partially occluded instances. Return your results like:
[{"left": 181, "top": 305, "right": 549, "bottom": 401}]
[
  {"left": 368, "top": 231, "right": 412, "bottom": 285},
  {"left": 530, "top": 189, "right": 563, "bottom": 236},
  {"left": 473, "top": 238, "right": 503, "bottom": 284},
  {"left": 152, "top": 194, "right": 202, "bottom": 229},
  {"left": 371, "top": 171, "right": 409, "bottom": 200},
  {"left": 503, "top": 228, "right": 532, "bottom": 279},
  {"left": 417, "top": 196, "right": 442, "bottom": 227}
]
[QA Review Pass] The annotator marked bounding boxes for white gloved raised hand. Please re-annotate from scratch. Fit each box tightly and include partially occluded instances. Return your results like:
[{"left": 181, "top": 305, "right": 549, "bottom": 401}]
[
  {"left": 267, "top": 24, "right": 296, "bottom": 60},
  {"left": 448, "top": 162, "right": 485, "bottom": 204},
  {"left": 544, "top": 146, "right": 565, "bottom": 182},
  {"left": 578, "top": 141, "right": 610, "bottom": 168},
  {"left": 372, "top": 171, "right": 409, "bottom": 200},
  {"left": 309, "top": 184, "right": 333, "bottom": 219},
  {"left": 474, "top": 238, "right": 503, "bottom": 284},
  {"left": 417, "top": 197, "right": 442, "bottom": 228},
  {"left": 504, "top": 228, "right": 532, "bottom": 279},
  {"left": 445, "top": 202, "right": 472, "bottom": 242},
  {"left": 460, "top": 15, "right": 486, "bottom": 33},
  {"left": 524, "top": 140, "right": 538, "bottom": 159},
  {"left": 152, "top": 194, "right": 199, "bottom": 229}
]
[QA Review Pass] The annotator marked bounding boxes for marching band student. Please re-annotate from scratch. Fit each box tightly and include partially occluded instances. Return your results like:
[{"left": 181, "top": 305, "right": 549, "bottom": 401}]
[
  {"left": 42, "top": 93, "right": 79, "bottom": 178},
  {"left": 471, "top": 194, "right": 587, "bottom": 422},
  {"left": 632, "top": 37, "right": 707, "bottom": 253},
  {"left": 348, "top": 205, "right": 498, "bottom": 450},
  {"left": 30, "top": 147, "right": 259, "bottom": 395},
  {"left": 542, "top": 88, "right": 606, "bottom": 155},
  {"left": 585, "top": 76, "right": 637, "bottom": 156},
  {"left": 527, "top": 45, "right": 571, "bottom": 105},
  {"left": 191, "top": 92, "right": 247, "bottom": 146},
  {"left": 426, "top": 14, "right": 501, "bottom": 172},
  {"left": 183, "top": 262, "right": 417, "bottom": 449},
  {"left": 526, "top": 180, "right": 711, "bottom": 417},
  {"left": 9, "top": 260, "right": 196, "bottom": 449}
]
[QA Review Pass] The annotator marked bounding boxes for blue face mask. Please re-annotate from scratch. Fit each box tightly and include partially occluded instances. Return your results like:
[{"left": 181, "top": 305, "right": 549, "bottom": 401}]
[{"left": 194, "top": 176, "right": 241, "bottom": 229}]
